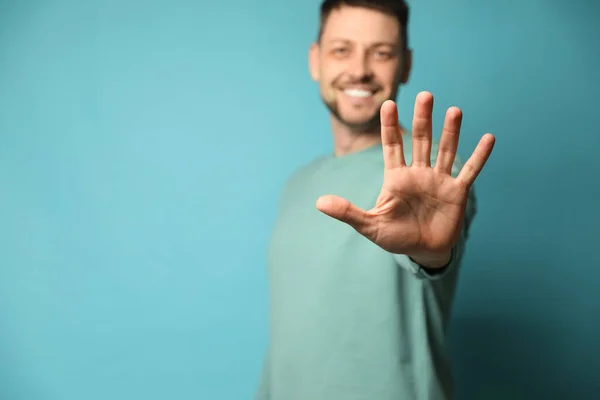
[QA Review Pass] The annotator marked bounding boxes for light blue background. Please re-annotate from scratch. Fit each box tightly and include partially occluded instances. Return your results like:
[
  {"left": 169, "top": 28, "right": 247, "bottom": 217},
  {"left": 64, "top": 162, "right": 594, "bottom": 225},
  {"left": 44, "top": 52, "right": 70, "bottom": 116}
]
[{"left": 1, "top": 0, "right": 599, "bottom": 399}]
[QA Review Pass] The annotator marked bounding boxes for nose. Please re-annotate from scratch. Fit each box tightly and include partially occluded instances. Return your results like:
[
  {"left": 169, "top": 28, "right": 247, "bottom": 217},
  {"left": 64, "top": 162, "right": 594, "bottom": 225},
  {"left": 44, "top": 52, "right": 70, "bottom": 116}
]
[{"left": 347, "top": 51, "right": 372, "bottom": 80}]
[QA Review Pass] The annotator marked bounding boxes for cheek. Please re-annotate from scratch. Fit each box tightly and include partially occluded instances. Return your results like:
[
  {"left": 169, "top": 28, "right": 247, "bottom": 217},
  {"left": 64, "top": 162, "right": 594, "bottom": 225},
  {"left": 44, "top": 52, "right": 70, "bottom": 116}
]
[
  {"left": 320, "top": 62, "right": 345, "bottom": 84},
  {"left": 374, "top": 63, "right": 402, "bottom": 86},
  {"left": 318, "top": 72, "right": 339, "bottom": 96},
  {"left": 375, "top": 77, "right": 399, "bottom": 98},
  {"left": 320, "top": 86, "right": 337, "bottom": 103}
]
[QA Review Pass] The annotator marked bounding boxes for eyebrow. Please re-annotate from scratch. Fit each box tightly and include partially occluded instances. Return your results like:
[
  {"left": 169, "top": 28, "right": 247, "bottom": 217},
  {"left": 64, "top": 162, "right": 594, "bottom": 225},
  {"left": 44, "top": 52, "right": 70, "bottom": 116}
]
[{"left": 326, "top": 38, "right": 398, "bottom": 47}]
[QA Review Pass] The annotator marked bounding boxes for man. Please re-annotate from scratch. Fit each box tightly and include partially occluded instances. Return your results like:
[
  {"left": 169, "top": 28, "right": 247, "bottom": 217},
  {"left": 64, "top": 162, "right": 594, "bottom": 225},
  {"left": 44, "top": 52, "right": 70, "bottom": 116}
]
[{"left": 256, "top": 1, "right": 495, "bottom": 399}]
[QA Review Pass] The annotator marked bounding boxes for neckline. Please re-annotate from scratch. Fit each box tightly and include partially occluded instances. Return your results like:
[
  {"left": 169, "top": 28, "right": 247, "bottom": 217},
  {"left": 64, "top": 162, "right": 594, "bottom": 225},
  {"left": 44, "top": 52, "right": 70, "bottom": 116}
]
[{"left": 329, "top": 142, "right": 383, "bottom": 162}]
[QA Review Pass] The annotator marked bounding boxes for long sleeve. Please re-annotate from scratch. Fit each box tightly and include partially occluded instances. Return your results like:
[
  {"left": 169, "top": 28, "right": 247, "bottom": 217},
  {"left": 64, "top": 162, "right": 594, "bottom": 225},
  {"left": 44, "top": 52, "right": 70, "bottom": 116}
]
[{"left": 254, "top": 346, "right": 271, "bottom": 400}]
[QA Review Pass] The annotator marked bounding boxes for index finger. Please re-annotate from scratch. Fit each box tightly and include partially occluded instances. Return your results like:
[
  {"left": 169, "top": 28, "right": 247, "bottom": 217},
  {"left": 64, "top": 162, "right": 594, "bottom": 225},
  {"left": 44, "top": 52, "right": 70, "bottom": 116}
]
[{"left": 380, "top": 100, "right": 406, "bottom": 169}]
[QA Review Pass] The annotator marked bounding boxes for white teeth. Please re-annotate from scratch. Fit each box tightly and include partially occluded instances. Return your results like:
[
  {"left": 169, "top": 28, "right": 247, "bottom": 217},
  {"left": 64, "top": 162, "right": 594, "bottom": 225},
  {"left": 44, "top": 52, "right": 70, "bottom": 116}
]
[{"left": 344, "top": 88, "right": 373, "bottom": 98}]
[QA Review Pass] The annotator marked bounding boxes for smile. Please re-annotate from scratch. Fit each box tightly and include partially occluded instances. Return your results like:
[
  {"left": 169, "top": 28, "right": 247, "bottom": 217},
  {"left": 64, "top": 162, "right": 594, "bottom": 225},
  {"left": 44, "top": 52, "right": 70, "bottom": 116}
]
[{"left": 343, "top": 88, "right": 375, "bottom": 98}]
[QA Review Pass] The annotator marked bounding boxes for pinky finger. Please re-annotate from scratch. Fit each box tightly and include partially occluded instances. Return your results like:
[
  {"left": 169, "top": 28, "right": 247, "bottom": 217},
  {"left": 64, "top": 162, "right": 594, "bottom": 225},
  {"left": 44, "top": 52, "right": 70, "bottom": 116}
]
[{"left": 456, "top": 133, "right": 496, "bottom": 186}]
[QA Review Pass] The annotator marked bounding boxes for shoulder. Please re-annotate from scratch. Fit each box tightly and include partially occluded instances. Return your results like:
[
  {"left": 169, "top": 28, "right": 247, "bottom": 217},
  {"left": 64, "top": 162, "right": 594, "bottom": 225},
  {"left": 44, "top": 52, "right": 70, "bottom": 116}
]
[
  {"left": 285, "top": 155, "right": 328, "bottom": 186},
  {"left": 276, "top": 154, "right": 329, "bottom": 203}
]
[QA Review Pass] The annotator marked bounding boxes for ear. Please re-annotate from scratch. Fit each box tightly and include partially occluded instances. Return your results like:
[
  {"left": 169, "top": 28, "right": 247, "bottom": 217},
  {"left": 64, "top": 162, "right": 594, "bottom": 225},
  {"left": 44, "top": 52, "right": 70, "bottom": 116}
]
[
  {"left": 399, "top": 48, "right": 412, "bottom": 84},
  {"left": 308, "top": 42, "right": 320, "bottom": 81}
]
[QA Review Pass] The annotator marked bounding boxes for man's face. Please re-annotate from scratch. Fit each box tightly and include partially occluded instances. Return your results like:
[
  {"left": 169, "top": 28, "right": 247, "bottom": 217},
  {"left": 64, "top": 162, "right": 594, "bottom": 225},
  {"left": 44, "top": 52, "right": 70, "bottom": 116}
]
[{"left": 309, "top": 6, "right": 411, "bottom": 132}]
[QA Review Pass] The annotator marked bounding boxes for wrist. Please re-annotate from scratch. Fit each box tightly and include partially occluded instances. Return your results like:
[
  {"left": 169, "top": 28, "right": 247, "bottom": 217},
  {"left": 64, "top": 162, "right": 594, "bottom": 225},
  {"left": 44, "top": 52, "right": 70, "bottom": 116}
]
[{"left": 407, "top": 250, "right": 452, "bottom": 269}]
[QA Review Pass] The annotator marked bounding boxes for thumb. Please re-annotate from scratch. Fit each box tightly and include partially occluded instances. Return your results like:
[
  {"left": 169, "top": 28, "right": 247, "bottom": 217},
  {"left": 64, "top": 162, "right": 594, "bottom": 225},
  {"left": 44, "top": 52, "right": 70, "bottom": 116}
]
[{"left": 316, "top": 195, "right": 371, "bottom": 232}]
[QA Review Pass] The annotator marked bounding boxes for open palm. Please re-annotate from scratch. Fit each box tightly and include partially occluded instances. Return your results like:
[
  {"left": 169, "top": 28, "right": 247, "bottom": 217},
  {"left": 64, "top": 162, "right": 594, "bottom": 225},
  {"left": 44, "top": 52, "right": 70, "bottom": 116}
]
[{"left": 316, "top": 91, "right": 495, "bottom": 261}]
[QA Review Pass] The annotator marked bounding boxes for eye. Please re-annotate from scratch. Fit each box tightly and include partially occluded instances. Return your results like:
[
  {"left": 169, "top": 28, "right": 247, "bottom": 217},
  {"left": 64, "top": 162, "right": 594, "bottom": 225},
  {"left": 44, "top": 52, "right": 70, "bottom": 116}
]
[
  {"left": 332, "top": 48, "right": 349, "bottom": 56},
  {"left": 374, "top": 51, "right": 394, "bottom": 60}
]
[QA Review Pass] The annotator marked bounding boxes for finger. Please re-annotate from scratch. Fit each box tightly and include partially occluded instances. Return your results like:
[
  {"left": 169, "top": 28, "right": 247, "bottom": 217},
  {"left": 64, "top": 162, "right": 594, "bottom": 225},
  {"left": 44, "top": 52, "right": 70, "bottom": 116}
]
[
  {"left": 456, "top": 133, "right": 496, "bottom": 186},
  {"left": 435, "top": 106, "right": 462, "bottom": 175},
  {"left": 380, "top": 100, "right": 406, "bottom": 169},
  {"left": 411, "top": 91, "right": 434, "bottom": 167},
  {"left": 316, "top": 195, "right": 371, "bottom": 233}
]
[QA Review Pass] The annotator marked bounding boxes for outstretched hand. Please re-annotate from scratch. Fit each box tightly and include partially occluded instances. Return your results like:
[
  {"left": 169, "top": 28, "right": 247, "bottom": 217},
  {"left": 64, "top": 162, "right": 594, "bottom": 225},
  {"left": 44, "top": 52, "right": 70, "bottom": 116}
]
[{"left": 316, "top": 91, "right": 495, "bottom": 267}]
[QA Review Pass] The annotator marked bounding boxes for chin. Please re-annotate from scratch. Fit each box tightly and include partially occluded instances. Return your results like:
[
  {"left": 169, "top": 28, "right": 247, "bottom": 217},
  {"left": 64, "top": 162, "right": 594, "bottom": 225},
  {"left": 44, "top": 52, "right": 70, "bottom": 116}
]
[
  {"left": 322, "top": 95, "right": 382, "bottom": 131},
  {"left": 338, "top": 114, "right": 380, "bottom": 132},
  {"left": 340, "top": 108, "right": 378, "bottom": 122}
]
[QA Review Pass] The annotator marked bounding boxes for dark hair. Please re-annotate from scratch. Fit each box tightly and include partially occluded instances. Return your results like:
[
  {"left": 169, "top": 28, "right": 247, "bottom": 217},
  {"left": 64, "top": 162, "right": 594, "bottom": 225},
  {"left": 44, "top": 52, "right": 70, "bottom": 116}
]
[{"left": 317, "top": 0, "right": 409, "bottom": 50}]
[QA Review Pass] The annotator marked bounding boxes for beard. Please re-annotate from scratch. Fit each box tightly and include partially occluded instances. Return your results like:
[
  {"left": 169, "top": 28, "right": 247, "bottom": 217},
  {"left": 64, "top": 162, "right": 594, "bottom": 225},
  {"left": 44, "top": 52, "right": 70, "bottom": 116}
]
[
  {"left": 321, "top": 73, "right": 392, "bottom": 133},
  {"left": 322, "top": 97, "right": 382, "bottom": 133}
]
